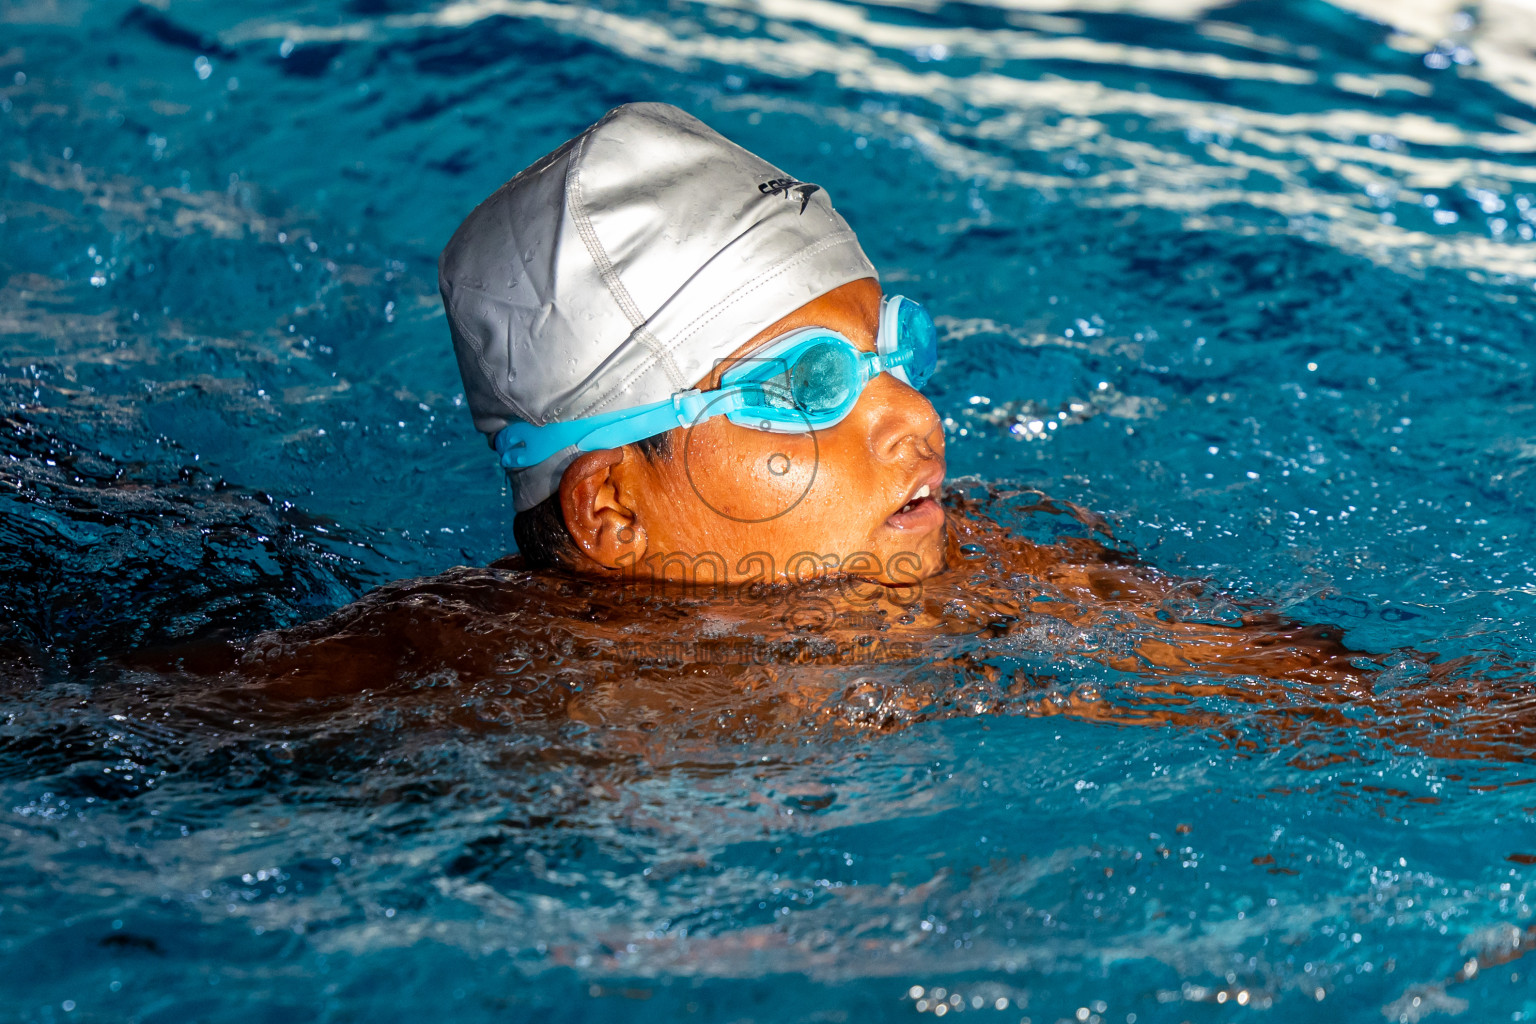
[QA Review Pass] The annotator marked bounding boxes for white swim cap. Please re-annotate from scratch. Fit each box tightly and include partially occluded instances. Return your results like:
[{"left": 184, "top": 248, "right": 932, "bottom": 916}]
[{"left": 438, "top": 102, "right": 878, "bottom": 511}]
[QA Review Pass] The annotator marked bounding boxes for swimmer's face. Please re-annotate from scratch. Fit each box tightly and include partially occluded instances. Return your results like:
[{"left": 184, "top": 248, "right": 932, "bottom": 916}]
[{"left": 557, "top": 278, "right": 947, "bottom": 584}]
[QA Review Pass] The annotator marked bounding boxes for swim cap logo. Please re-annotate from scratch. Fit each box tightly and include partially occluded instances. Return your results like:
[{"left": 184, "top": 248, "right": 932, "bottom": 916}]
[{"left": 758, "top": 177, "right": 821, "bottom": 213}]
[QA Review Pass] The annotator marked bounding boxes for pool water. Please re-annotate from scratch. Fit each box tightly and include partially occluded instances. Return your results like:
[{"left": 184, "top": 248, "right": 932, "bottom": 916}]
[{"left": 5, "top": 0, "right": 1536, "bottom": 1020}]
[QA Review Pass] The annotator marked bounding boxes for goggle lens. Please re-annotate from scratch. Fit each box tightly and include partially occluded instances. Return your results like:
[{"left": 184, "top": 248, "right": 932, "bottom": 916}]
[
  {"left": 718, "top": 295, "right": 938, "bottom": 433},
  {"left": 878, "top": 295, "right": 937, "bottom": 391},
  {"left": 790, "top": 341, "right": 857, "bottom": 415},
  {"left": 894, "top": 297, "right": 937, "bottom": 391}
]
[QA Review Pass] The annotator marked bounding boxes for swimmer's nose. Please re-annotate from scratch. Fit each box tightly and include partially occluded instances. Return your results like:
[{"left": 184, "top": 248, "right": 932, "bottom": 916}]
[{"left": 856, "top": 373, "right": 945, "bottom": 465}]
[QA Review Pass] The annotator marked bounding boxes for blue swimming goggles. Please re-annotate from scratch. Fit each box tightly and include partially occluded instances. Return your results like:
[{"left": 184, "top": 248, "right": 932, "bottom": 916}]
[{"left": 495, "top": 294, "right": 938, "bottom": 470}]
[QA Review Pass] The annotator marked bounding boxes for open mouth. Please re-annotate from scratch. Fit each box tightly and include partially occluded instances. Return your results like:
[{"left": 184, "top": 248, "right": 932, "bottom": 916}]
[
  {"left": 894, "top": 483, "right": 933, "bottom": 517},
  {"left": 885, "top": 480, "right": 944, "bottom": 529}
]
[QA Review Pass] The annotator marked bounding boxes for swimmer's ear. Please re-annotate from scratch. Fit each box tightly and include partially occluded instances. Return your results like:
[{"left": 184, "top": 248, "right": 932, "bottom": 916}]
[{"left": 559, "top": 448, "right": 647, "bottom": 572}]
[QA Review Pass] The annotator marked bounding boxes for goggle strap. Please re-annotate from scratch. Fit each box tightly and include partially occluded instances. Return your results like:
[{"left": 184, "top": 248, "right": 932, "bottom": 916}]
[
  {"left": 673, "top": 389, "right": 715, "bottom": 424},
  {"left": 497, "top": 396, "right": 675, "bottom": 468},
  {"left": 498, "top": 389, "right": 744, "bottom": 468},
  {"left": 583, "top": 386, "right": 748, "bottom": 451}
]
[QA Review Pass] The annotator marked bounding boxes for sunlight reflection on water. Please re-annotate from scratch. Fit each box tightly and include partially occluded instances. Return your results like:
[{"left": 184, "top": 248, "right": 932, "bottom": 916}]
[{"left": 4, "top": 0, "right": 1536, "bottom": 1021}]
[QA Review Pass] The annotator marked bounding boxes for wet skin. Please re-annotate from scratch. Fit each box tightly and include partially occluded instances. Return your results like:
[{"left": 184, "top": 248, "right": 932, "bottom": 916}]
[
  {"left": 556, "top": 278, "right": 947, "bottom": 586},
  {"left": 109, "top": 280, "right": 1536, "bottom": 770},
  {"left": 142, "top": 494, "right": 1536, "bottom": 769}
]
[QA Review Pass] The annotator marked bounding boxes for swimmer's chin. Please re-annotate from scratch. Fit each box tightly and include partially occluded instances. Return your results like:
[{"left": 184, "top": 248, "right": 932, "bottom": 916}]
[{"left": 858, "top": 519, "right": 947, "bottom": 585}]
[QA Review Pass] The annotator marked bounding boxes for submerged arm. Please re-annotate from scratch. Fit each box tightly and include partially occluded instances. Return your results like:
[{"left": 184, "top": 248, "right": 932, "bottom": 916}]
[
  {"left": 930, "top": 502, "right": 1536, "bottom": 761},
  {"left": 938, "top": 502, "right": 1372, "bottom": 685}
]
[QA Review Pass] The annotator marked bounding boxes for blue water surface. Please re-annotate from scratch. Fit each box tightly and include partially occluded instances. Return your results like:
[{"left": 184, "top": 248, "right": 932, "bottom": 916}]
[{"left": 4, "top": 0, "right": 1536, "bottom": 1021}]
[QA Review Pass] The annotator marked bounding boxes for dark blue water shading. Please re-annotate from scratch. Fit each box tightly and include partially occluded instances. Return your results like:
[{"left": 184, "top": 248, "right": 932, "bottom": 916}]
[{"left": 5, "top": 0, "right": 1536, "bottom": 1021}]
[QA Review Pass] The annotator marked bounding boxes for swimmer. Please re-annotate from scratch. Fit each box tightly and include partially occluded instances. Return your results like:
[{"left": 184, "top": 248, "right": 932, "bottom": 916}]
[
  {"left": 438, "top": 102, "right": 945, "bottom": 587},
  {"left": 430, "top": 103, "right": 1367, "bottom": 698},
  {"left": 148, "top": 104, "right": 1531, "bottom": 766}
]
